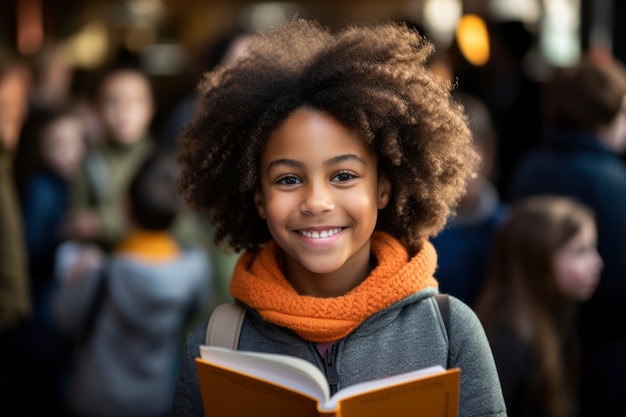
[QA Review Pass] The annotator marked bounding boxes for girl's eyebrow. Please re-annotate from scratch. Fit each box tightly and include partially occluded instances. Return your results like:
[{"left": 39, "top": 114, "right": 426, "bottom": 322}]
[
  {"left": 327, "top": 154, "right": 366, "bottom": 166},
  {"left": 266, "top": 154, "right": 366, "bottom": 172}
]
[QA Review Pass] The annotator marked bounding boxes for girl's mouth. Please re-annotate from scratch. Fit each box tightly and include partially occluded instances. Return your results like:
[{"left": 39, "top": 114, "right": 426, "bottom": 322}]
[{"left": 298, "top": 227, "right": 343, "bottom": 239}]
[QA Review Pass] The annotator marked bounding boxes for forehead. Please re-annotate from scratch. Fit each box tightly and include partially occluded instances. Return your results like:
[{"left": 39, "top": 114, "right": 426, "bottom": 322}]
[
  {"left": 99, "top": 71, "right": 151, "bottom": 96},
  {"left": 262, "top": 108, "right": 374, "bottom": 164},
  {"left": 44, "top": 115, "right": 82, "bottom": 134}
]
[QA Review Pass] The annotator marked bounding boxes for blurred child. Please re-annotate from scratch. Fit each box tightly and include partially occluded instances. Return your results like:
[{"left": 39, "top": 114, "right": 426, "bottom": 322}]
[
  {"left": 17, "top": 107, "right": 86, "bottom": 283},
  {"left": 507, "top": 54, "right": 626, "bottom": 416},
  {"left": 65, "top": 65, "right": 155, "bottom": 252},
  {"left": 171, "top": 18, "right": 506, "bottom": 417},
  {"left": 475, "top": 195, "right": 603, "bottom": 417},
  {"left": 54, "top": 151, "right": 212, "bottom": 417},
  {"left": 431, "top": 92, "right": 507, "bottom": 306},
  {"left": 7, "top": 107, "right": 86, "bottom": 416}
]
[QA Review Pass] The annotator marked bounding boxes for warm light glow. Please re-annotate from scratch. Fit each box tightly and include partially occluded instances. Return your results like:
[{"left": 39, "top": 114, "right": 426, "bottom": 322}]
[
  {"left": 17, "top": 0, "right": 44, "bottom": 55},
  {"left": 456, "top": 14, "right": 490, "bottom": 66},
  {"left": 62, "top": 22, "right": 109, "bottom": 69}
]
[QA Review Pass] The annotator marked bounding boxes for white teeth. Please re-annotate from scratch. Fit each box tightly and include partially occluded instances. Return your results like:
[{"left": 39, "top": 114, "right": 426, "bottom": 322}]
[{"left": 300, "top": 228, "right": 342, "bottom": 239}]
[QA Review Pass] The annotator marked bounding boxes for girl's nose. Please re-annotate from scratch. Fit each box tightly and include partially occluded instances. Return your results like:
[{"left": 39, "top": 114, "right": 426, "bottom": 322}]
[{"left": 300, "top": 182, "right": 335, "bottom": 215}]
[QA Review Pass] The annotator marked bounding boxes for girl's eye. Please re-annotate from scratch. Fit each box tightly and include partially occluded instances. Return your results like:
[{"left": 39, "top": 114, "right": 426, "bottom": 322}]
[
  {"left": 276, "top": 175, "right": 301, "bottom": 185},
  {"left": 333, "top": 171, "right": 356, "bottom": 182}
]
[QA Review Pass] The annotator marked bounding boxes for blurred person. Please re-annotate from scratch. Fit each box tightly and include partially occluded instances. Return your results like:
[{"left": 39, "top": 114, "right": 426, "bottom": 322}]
[
  {"left": 16, "top": 107, "right": 86, "bottom": 268},
  {"left": 431, "top": 91, "right": 507, "bottom": 306},
  {"left": 475, "top": 195, "right": 603, "bottom": 417},
  {"left": 66, "top": 61, "right": 211, "bottom": 261},
  {"left": 65, "top": 64, "right": 155, "bottom": 253},
  {"left": 7, "top": 107, "right": 87, "bottom": 416},
  {"left": 54, "top": 151, "right": 212, "bottom": 417},
  {"left": 508, "top": 54, "right": 626, "bottom": 416},
  {"left": 0, "top": 46, "right": 34, "bottom": 415},
  {"left": 0, "top": 53, "right": 32, "bottom": 329}
]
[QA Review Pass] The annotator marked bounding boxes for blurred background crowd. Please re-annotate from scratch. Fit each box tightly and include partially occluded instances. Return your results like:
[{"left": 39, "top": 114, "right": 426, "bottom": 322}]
[{"left": 1, "top": 0, "right": 625, "bottom": 417}]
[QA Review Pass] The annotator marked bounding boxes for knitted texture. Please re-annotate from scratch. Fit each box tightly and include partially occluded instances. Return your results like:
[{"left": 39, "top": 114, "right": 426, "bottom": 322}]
[{"left": 230, "top": 231, "right": 438, "bottom": 342}]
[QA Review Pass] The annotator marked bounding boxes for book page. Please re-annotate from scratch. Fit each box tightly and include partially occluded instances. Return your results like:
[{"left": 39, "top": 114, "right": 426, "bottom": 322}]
[
  {"left": 200, "top": 346, "right": 331, "bottom": 403},
  {"left": 322, "top": 365, "right": 445, "bottom": 410}
]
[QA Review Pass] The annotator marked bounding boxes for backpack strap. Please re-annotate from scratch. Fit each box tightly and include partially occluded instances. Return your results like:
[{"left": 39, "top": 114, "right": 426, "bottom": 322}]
[
  {"left": 434, "top": 293, "right": 450, "bottom": 339},
  {"left": 204, "top": 296, "right": 451, "bottom": 355},
  {"left": 434, "top": 293, "right": 451, "bottom": 367},
  {"left": 205, "top": 303, "right": 246, "bottom": 349}
]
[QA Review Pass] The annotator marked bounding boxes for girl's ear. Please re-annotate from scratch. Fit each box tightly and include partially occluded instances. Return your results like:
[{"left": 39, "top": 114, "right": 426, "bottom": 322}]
[
  {"left": 254, "top": 188, "right": 267, "bottom": 219},
  {"left": 377, "top": 175, "right": 392, "bottom": 209}
]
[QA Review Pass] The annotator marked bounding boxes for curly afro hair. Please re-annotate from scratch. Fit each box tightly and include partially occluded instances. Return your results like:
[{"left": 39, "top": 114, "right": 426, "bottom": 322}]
[{"left": 177, "top": 18, "right": 477, "bottom": 254}]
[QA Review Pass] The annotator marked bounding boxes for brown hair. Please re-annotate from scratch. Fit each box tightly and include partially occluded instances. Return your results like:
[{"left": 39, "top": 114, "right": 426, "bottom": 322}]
[
  {"left": 177, "top": 18, "right": 477, "bottom": 253},
  {"left": 542, "top": 56, "right": 626, "bottom": 128},
  {"left": 475, "top": 195, "right": 596, "bottom": 417}
]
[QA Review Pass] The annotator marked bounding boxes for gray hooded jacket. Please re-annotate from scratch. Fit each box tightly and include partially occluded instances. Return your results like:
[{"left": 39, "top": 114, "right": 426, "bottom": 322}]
[
  {"left": 55, "top": 247, "right": 211, "bottom": 417},
  {"left": 171, "top": 287, "right": 507, "bottom": 417}
]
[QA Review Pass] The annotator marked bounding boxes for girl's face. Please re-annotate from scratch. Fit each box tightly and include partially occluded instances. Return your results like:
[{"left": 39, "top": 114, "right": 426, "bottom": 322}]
[
  {"left": 40, "top": 116, "right": 85, "bottom": 179},
  {"left": 255, "top": 108, "right": 390, "bottom": 297},
  {"left": 553, "top": 221, "right": 603, "bottom": 301}
]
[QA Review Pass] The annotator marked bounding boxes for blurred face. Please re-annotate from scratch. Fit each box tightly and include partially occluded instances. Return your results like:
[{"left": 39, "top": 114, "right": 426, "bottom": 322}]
[
  {"left": 254, "top": 108, "right": 391, "bottom": 297},
  {"left": 98, "top": 71, "right": 153, "bottom": 144},
  {"left": 553, "top": 221, "right": 603, "bottom": 301},
  {"left": 40, "top": 116, "right": 85, "bottom": 179}
]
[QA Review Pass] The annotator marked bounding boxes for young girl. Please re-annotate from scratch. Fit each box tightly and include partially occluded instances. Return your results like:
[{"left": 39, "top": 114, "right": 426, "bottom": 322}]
[
  {"left": 10, "top": 106, "right": 86, "bottom": 416},
  {"left": 17, "top": 108, "right": 86, "bottom": 276},
  {"left": 475, "top": 195, "right": 603, "bottom": 417},
  {"left": 172, "top": 18, "right": 506, "bottom": 417}
]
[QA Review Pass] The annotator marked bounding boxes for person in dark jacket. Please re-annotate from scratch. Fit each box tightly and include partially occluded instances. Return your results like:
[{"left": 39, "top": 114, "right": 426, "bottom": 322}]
[{"left": 508, "top": 53, "right": 626, "bottom": 417}]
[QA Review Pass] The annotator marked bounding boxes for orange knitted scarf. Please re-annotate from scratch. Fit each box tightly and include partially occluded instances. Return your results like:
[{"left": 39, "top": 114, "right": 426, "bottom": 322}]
[{"left": 230, "top": 231, "right": 438, "bottom": 343}]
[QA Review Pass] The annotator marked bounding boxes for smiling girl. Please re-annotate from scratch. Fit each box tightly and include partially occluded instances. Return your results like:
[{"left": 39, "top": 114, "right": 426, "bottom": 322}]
[{"left": 171, "top": 18, "right": 506, "bottom": 417}]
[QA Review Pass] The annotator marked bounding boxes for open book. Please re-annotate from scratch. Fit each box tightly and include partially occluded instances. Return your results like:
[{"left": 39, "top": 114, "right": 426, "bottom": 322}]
[{"left": 196, "top": 345, "right": 460, "bottom": 417}]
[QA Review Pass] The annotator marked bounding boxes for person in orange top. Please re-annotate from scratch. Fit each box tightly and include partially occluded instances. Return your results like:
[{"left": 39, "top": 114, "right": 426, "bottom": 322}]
[{"left": 171, "top": 18, "right": 506, "bottom": 417}]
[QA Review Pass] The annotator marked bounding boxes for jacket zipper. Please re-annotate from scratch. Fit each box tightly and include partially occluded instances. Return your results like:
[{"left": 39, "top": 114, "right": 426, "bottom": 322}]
[{"left": 316, "top": 343, "right": 340, "bottom": 395}]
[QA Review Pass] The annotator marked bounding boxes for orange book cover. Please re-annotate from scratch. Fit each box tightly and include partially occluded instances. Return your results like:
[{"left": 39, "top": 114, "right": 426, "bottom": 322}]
[{"left": 196, "top": 346, "right": 460, "bottom": 417}]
